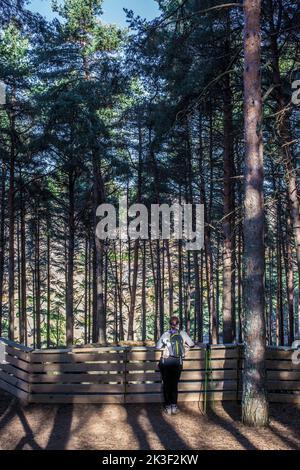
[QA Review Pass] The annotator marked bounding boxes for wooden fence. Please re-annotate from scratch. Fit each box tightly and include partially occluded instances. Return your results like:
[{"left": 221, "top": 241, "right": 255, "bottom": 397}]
[{"left": 0, "top": 338, "right": 300, "bottom": 404}]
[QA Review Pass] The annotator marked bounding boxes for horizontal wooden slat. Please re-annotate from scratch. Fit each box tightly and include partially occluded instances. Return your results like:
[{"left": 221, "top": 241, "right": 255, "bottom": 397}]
[
  {"left": 209, "top": 349, "right": 239, "bottom": 359},
  {"left": 266, "top": 360, "right": 300, "bottom": 370},
  {"left": 4, "top": 355, "right": 31, "bottom": 373},
  {"left": 126, "top": 372, "right": 161, "bottom": 382},
  {"left": 267, "top": 370, "right": 300, "bottom": 381},
  {"left": 33, "top": 346, "right": 126, "bottom": 354},
  {"left": 0, "top": 370, "right": 30, "bottom": 393},
  {"left": 181, "top": 369, "right": 237, "bottom": 380},
  {"left": 179, "top": 380, "right": 237, "bottom": 392},
  {"left": 30, "top": 394, "right": 124, "bottom": 404},
  {"left": 267, "top": 381, "right": 300, "bottom": 390},
  {"left": 0, "top": 363, "right": 30, "bottom": 382},
  {"left": 126, "top": 362, "right": 159, "bottom": 371},
  {"left": 31, "top": 383, "right": 124, "bottom": 393},
  {"left": 266, "top": 350, "right": 294, "bottom": 360},
  {"left": 0, "top": 377, "right": 29, "bottom": 401},
  {"left": 268, "top": 393, "right": 300, "bottom": 404},
  {"left": 126, "top": 351, "right": 161, "bottom": 361},
  {"left": 30, "top": 362, "right": 125, "bottom": 373},
  {"left": 30, "top": 372, "right": 124, "bottom": 384},
  {"left": 126, "top": 383, "right": 161, "bottom": 393},
  {"left": 5, "top": 345, "right": 31, "bottom": 362},
  {"left": 183, "top": 359, "right": 238, "bottom": 370},
  {"left": 125, "top": 393, "right": 162, "bottom": 403},
  {"left": 30, "top": 352, "right": 124, "bottom": 363}
]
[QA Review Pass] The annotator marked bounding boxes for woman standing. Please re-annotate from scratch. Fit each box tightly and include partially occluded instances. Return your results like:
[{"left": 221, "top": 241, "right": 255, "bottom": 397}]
[{"left": 156, "top": 315, "right": 195, "bottom": 415}]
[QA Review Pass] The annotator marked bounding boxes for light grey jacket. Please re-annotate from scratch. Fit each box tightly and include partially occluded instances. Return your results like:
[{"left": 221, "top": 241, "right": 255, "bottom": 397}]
[{"left": 156, "top": 329, "right": 195, "bottom": 359}]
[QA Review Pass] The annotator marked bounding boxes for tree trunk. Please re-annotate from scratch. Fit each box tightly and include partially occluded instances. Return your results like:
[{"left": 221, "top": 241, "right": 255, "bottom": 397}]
[
  {"left": 141, "top": 240, "right": 147, "bottom": 341},
  {"left": 8, "top": 131, "right": 15, "bottom": 340},
  {"left": 35, "top": 208, "right": 41, "bottom": 349},
  {"left": 276, "top": 199, "right": 284, "bottom": 346},
  {"left": 223, "top": 70, "right": 235, "bottom": 343},
  {"left": 20, "top": 181, "right": 27, "bottom": 345},
  {"left": 92, "top": 150, "right": 106, "bottom": 344},
  {"left": 242, "top": 0, "right": 268, "bottom": 427},
  {"left": 84, "top": 236, "right": 88, "bottom": 344},
  {"left": 66, "top": 171, "right": 75, "bottom": 347},
  {"left": 0, "top": 162, "right": 6, "bottom": 337},
  {"left": 166, "top": 240, "right": 174, "bottom": 317},
  {"left": 283, "top": 206, "right": 294, "bottom": 345},
  {"left": 47, "top": 230, "right": 51, "bottom": 348},
  {"left": 198, "top": 115, "right": 217, "bottom": 343}
]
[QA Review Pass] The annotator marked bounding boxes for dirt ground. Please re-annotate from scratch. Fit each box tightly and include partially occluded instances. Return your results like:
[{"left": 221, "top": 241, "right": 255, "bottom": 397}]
[{"left": 0, "top": 391, "right": 299, "bottom": 450}]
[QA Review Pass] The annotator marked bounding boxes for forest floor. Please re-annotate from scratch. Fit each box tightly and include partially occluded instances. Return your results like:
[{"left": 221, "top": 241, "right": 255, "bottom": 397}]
[{"left": 0, "top": 391, "right": 299, "bottom": 450}]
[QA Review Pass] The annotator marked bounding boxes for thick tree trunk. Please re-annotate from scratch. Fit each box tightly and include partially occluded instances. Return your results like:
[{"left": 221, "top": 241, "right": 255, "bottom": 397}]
[{"left": 242, "top": 0, "right": 269, "bottom": 427}]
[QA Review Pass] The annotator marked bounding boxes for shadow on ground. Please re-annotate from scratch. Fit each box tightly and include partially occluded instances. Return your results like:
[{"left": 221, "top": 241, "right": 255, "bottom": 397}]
[{"left": 0, "top": 392, "right": 299, "bottom": 450}]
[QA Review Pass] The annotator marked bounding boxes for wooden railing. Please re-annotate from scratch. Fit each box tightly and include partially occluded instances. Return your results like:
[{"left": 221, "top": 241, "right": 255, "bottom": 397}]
[
  {"left": 0, "top": 338, "right": 300, "bottom": 404},
  {"left": 0, "top": 337, "right": 32, "bottom": 403}
]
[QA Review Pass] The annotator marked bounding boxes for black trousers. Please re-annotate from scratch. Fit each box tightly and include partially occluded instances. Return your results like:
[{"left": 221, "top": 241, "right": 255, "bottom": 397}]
[{"left": 159, "top": 357, "right": 182, "bottom": 406}]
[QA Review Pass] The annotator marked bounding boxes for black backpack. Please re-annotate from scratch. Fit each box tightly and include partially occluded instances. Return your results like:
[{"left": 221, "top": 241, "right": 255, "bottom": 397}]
[{"left": 167, "top": 331, "right": 185, "bottom": 358}]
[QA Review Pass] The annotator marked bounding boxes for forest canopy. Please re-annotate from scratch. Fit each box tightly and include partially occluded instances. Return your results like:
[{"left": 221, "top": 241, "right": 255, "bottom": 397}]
[{"left": 0, "top": 0, "right": 299, "bottom": 354}]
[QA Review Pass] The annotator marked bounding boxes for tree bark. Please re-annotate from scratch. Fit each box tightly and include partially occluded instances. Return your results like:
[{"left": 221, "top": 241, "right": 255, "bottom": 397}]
[
  {"left": 20, "top": 181, "right": 27, "bottom": 345},
  {"left": 242, "top": 0, "right": 269, "bottom": 427},
  {"left": 223, "top": 70, "right": 235, "bottom": 343},
  {"left": 92, "top": 150, "right": 106, "bottom": 344},
  {"left": 0, "top": 162, "right": 6, "bottom": 337},
  {"left": 47, "top": 230, "right": 51, "bottom": 348},
  {"left": 8, "top": 124, "right": 15, "bottom": 340},
  {"left": 66, "top": 171, "right": 75, "bottom": 347},
  {"left": 35, "top": 208, "right": 41, "bottom": 349}
]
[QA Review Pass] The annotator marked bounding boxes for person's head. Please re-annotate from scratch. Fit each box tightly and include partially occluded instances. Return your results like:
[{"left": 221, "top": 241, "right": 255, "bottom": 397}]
[{"left": 169, "top": 315, "right": 180, "bottom": 330}]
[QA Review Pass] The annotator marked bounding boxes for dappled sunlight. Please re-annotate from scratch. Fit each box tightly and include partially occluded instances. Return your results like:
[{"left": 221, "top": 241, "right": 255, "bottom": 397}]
[{"left": 1, "top": 394, "right": 300, "bottom": 449}]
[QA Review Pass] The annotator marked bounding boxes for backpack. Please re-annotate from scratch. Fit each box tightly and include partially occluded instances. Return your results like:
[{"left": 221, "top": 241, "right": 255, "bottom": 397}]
[{"left": 167, "top": 331, "right": 185, "bottom": 358}]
